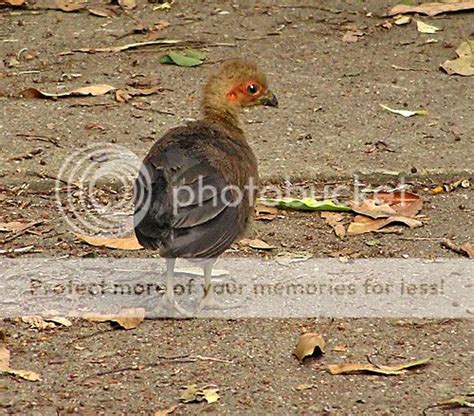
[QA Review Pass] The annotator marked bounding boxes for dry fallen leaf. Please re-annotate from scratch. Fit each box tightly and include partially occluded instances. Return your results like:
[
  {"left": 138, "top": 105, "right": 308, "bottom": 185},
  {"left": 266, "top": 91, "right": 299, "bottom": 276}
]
[
  {"left": 348, "top": 214, "right": 422, "bottom": 235},
  {"left": 394, "top": 15, "right": 410, "bottom": 25},
  {"left": 255, "top": 203, "right": 278, "bottom": 221},
  {"left": 115, "top": 85, "right": 162, "bottom": 103},
  {"left": 55, "top": 0, "right": 87, "bottom": 12},
  {"left": 332, "top": 344, "right": 349, "bottom": 353},
  {"left": 342, "top": 30, "right": 363, "bottom": 43},
  {"left": 294, "top": 333, "right": 326, "bottom": 361},
  {"left": 416, "top": 20, "right": 441, "bottom": 34},
  {"left": 179, "top": 385, "right": 220, "bottom": 404},
  {"left": 348, "top": 192, "right": 423, "bottom": 235},
  {"left": 441, "top": 39, "right": 474, "bottom": 76},
  {"left": 389, "top": 1, "right": 474, "bottom": 17},
  {"left": 321, "top": 212, "right": 346, "bottom": 239},
  {"left": 75, "top": 233, "right": 143, "bottom": 250},
  {"left": 154, "top": 405, "right": 178, "bottom": 416},
  {"left": 21, "top": 316, "right": 56, "bottom": 330},
  {"left": 275, "top": 251, "right": 312, "bottom": 266},
  {"left": 327, "top": 357, "right": 431, "bottom": 375},
  {"left": 118, "top": 0, "right": 136, "bottom": 10},
  {"left": 441, "top": 239, "right": 474, "bottom": 258},
  {"left": 0, "top": 0, "right": 26, "bottom": 6},
  {"left": 20, "top": 84, "right": 116, "bottom": 99},
  {"left": 461, "top": 243, "right": 474, "bottom": 258},
  {"left": 0, "top": 221, "right": 32, "bottom": 232},
  {"left": 239, "top": 238, "right": 274, "bottom": 250},
  {"left": 0, "top": 331, "right": 41, "bottom": 381},
  {"left": 84, "top": 308, "right": 145, "bottom": 330}
]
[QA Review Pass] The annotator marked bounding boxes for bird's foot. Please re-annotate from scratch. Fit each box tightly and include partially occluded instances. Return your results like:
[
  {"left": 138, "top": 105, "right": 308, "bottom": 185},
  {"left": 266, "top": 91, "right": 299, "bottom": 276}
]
[
  {"left": 195, "top": 292, "right": 243, "bottom": 312},
  {"left": 147, "top": 293, "right": 192, "bottom": 319}
]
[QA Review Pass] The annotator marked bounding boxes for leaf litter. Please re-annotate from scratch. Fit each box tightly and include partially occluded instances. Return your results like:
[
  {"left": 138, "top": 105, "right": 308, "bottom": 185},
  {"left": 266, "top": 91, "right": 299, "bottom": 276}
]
[
  {"left": 160, "top": 49, "right": 207, "bottom": 67},
  {"left": 388, "top": 1, "right": 474, "bottom": 17},
  {"left": 327, "top": 356, "right": 432, "bottom": 375},
  {"left": 83, "top": 307, "right": 145, "bottom": 330},
  {"left": 441, "top": 39, "right": 474, "bottom": 77},
  {"left": 19, "top": 84, "right": 116, "bottom": 99},
  {"left": 294, "top": 333, "right": 326, "bottom": 361},
  {"left": 179, "top": 384, "right": 220, "bottom": 404},
  {"left": 0, "top": 329, "right": 41, "bottom": 381},
  {"left": 416, "top": 20, "right": 441, "bottom": 34},
  {"left": 380, "top": 104, "right": 428, "bottom": 118},
  {"left": 348, "top": 191, "right": 423, "bottom": 235},
  {"left": 75, "top": 233, "right": 143, "bottom": 250},
  {"left": 258, "top": 197, "right": 351, "bottom": 212}
]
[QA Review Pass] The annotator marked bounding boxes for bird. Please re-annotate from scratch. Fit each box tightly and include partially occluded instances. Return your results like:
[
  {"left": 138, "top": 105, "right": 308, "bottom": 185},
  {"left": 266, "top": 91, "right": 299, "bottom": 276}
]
[{"left": 133, "top": 59, "right": 278, "bottom": 315}]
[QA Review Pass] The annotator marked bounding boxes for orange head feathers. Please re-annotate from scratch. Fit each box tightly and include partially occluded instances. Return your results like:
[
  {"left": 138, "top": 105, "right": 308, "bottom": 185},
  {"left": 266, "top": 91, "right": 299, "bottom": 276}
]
[{"left": 202, "top": 59, "right": 277, "bottom": 128}]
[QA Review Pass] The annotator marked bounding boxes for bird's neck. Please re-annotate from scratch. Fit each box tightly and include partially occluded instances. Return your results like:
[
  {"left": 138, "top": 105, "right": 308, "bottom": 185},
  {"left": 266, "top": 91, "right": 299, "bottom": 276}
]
[{"left": 201, "top": 97, "right": 244, "bottom": 139}]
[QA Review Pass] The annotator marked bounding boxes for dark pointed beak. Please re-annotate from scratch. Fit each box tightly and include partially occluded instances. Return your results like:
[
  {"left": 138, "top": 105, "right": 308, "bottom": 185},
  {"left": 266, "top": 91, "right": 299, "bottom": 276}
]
[{"left": 259, "top": 90, "right": 278, "bottom": 107}]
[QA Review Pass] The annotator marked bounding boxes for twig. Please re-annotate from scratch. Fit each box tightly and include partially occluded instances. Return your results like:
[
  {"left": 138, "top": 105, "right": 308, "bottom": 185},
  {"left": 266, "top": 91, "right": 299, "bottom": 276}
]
[
  {"left": 0, "top": 245, "right": 35, "bottom": 255},
  {"left": 16, "top": 133, "right": 62, "bottom": 148},
  {"left": 82, "top": 353, "right": 234, "bottom": 380},
  {"left": 0, "top": 220, "right": 44, "bottom": 244}
]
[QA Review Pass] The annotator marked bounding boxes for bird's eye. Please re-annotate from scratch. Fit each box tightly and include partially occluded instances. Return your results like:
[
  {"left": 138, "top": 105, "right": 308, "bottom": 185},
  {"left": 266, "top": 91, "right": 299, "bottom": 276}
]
[{"left": 246, "top": 84, "right": 258, "bottom": 94}]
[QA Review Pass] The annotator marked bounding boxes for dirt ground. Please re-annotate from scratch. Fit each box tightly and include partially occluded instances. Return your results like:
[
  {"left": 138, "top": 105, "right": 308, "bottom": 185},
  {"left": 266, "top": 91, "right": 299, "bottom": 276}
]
[{"left": 0, "top": 0, "right": 473, "bottom": 415}]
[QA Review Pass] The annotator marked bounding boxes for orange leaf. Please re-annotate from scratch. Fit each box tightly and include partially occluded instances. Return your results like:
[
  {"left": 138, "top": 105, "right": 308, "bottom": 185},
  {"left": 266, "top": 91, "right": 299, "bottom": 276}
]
[{"left": 75, "top": 233, "right": 143, "bottom": 250}]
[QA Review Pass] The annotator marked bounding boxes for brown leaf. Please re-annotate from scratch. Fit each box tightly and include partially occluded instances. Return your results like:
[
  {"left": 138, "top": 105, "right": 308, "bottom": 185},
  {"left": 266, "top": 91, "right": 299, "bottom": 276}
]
[
  {"left": 19, "top": 84, "right": 116, "bottom": 99},
  {"left": 347, "top": 215, "right": 422, "bottom": 235},
  {"left": 460, "top": 243, "right": 474, "bottom": 258},
  {"left": 74, "top": 233, "right": 143, "bottom": 250},
  {"left": 332, "top": 344, "right": 348, "bottom": 352},
  {"left": 154, "top": 405, "right": 178, "bottom": 416},
  {"left": 55, "top": 0, "right": 86, "bottom": 12},
  {"left": 294, "top": 333, "right": 326, "bottom": 361},
  {"left": 342, "top": 31, "right": 363, "bottom": 43},
  {"left": 179, "top": 385, "right": 220, "bottom": 404},
  {"left": 118, "top": 0, "right": 136, "bottom": 10},
  {"left": 321, "top": 212, "right": 346, "bottom": 239},
  {"left": 0, "top": 0, "right": 26, "bottom": 6},
  {"left": 115, "top": 85, "right": 162, "bottom": 103},
  {"left": 350, "top": 200, "right": 397, "bottom": 219},
  {"left": 376, "top": 191, "right": 423, "bottom": 217},
  {"left": 327, "top": 357, "right": 431, "bottom": 375},
  {"left": 88, "top": 8, "right": 115, "bottom": 18},
  {"left": 0, "top": 331, "right": 41, "bottom": 381},
  {"left": 84, "top": 308, "right": 145, "bottom": 329},
  {"left": 0, "top": 331, "right": 10, "bottom": 371},
  {"left": 0, "top": 221, "right": 31, "bottom": 232},
  {"left": 255, "top": 203, "right": 278, "bottom": 221},
  {"left": 239, "top": 238, "right": 274, "bottom": 250},
  {"left": 388, "top": 1, "right": 474, "bottom": 17},
  {"left": 21, "top": 316, "right": 56, "bottom": 330},
  {"left": 441, "top": 41, "right": 474, "bottom": 76}
]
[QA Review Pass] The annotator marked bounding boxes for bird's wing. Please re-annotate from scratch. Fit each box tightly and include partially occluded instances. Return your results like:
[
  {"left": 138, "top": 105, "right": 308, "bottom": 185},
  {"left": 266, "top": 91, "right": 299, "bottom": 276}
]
[{"left": 134, "top": 138, "right": 242, "bottom": 258}]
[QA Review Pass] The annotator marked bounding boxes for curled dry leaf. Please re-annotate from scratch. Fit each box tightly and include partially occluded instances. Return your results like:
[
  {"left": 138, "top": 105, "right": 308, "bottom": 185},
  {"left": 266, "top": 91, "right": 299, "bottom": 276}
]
[
  {"left": 294, "top": 333, "right": 326, "bottom": 361},
  {"left": 436, "top": 394, "right": 474, "bottom": 409},
  {"left": 154, "top": 405, "right": 178, "bottom": 416},
  {"left": 0, "top": 221, "right": 33, "bottom": 232},
  {"left": 22, "top": 316, "right": 56, "bottom": 330},
  {"left": 0, "top": 0, "right": 26, "bottom": 6},
  {"left": 441, "top": 239, "right": 474, "bottom": 259},
  {"left": 321, "top": 212, "right": 346, "bottom": 239},
  {"left": 441, "top": 40, "right": 474, "bottom": 77},
  {"left": 327, "top": 357, "right": 431, "bottom": 376},
  {"left": 84, "top": 307, "right": 145, "bottom": 330},
  {"left": 75, "top": 233, "right": 143, "bottom": 250},
  {"left": 388, "top": 1, "right": 474, "bottom": 17},
  {"left": 55, "top": 0, "right": 87, "bottom": 12},
  {"left": 255, "top": 203, "right": 278, "bottom": 221},
  {"left": 416, "top": 20, "right": 441, "bottom": 34},
  {"left": 115, "top": 85, "right": 162, "bottom": 103},
  {"left": 179, "top": 385, "right": 220, "bottom": 404},
  {"left": 0, "top": 331, "right": 41, "bottom": 381},
  {"left": 275, "top": 251, "right": 312, "bottom": 266},
  {"left": 380, "top": 104, "right": 428, "bottom": 117},
  {"left": 19, "top": 84, "right": 116, "bottom": 99},
  {"left": 394, "top": 15, "right": 410, "bottom": 26},
  {"left": 348, "top": 191, "right": 423, "bottom": 235},
  {"left": 118, "top": 0, "right": 136, "bottom": 10},
  {"left": 239, "top": 238, "right": 274, "bottom": 250}
]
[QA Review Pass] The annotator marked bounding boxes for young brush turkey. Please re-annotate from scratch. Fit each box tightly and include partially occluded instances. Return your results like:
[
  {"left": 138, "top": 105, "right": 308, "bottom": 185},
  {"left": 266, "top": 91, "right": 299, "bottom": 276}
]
[{"left": 134, "top": 59, "right": 278, "bottom": 314}]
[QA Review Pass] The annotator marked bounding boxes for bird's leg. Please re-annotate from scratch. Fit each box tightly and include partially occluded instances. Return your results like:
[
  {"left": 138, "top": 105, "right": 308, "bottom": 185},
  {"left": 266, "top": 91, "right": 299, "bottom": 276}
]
[
  {"left": 196, "top": 261, "right": 242, "bottom": 311},
  {"left": 152, "top": 258, "right": 191, "bottom": 318}
]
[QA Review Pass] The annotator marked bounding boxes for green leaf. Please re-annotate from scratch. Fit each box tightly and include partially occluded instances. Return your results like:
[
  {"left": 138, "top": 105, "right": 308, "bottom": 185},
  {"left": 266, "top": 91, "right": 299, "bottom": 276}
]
[
  {"left": 160, "top": 50, "right": 205, "bottom": 67},
  {"left": 185, "top": 49, "right": 207, "bottom": 61},
  {"left": 257, "top": 197, "right": 352, "bottom": 212}
]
